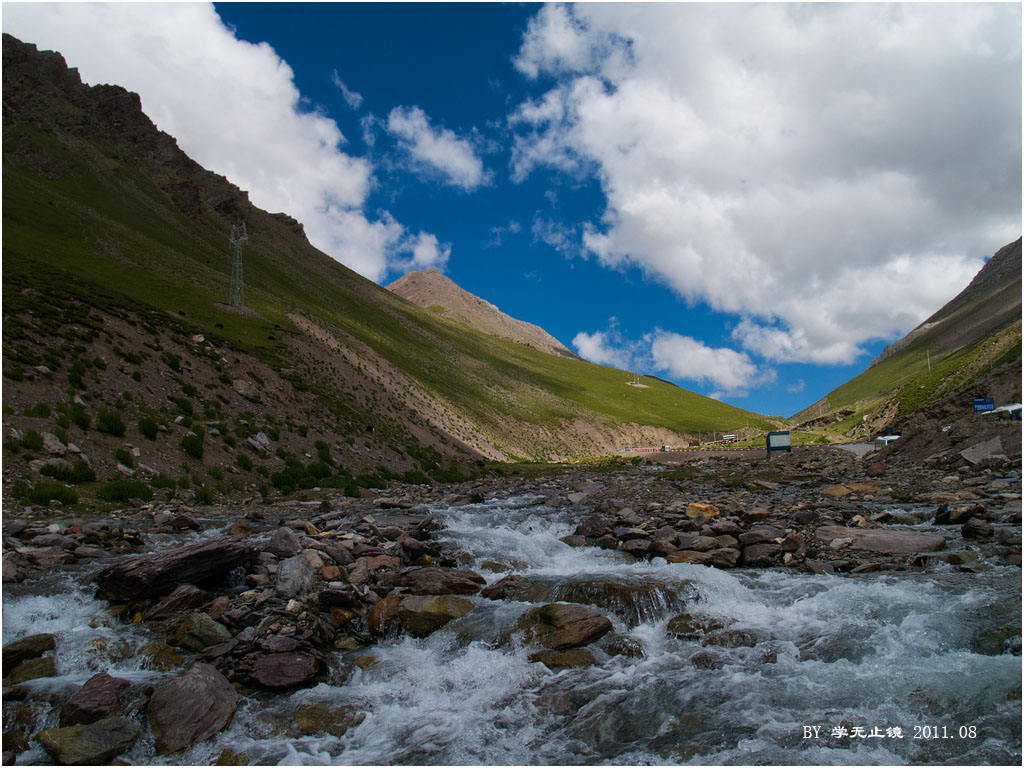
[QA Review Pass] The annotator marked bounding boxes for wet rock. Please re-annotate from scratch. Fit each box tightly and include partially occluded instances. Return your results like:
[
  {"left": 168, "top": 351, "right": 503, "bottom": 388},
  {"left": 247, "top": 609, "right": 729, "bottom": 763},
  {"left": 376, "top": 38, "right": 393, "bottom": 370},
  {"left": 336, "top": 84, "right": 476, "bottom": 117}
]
[
  {"left": 708, "top": 548, "right": 741, "bottom": 568},
  {"left": 26, "top": 546, "right": 76, "bottom": 568},
  {"left": 173, "top": 613, "right": 232, "bottom": 653},
  {"left": 555, "top": 580, "right": 683, "bottom": 627},
  {"left": 621, "top": 539, "right": 651, "bottom": 557},
  {"left": 606, "top": 636, "right": 646, "bottom": 658},
  {"left": 143, "top": 583, "right": 211, "bottom": 620},
  {"left": 676, "top": 534, "right": 719, "bottom": 552},
  {"left": 397, "top": 533, "right": 432, "bottom": 557},
  {"left": 480, "top": 574, "right": 552, "bottom": 603},
  {"left": 649, "top": 539, "right": 678, "bottom": 558},
  {"left": 690, "top": 650, "right": 724, "bottom": 669},
  {"left": 741, "top": 542, "right": 782, "bottom": 567},
  {"left": 267, "top": 526, "right": 302, "bottom": 558},
  {"left": 666, "top": 613, "right": 732, "bottom": 640},
  {"left": 95, "top": 536, "right": 258, "bottom": 601},
  {"left": 814, "top": 526, "right": 945, "bottom": 553},
  {"left": 292, "top": 703, "right": 365, "bottom": 737},
  {"left": 36, "top": 716, "right": 140, "bottom": 765},
  {"left": 945, "top": 551, "right": 980, "bottom": 565},
  {"left": 528, "top": 648, "right": 597, "bottom": 669},
  {"left": 276, "top": 554, "right": 315, "bottom": 598},
  {"left": 147, "top": 663, "right": 238, "bottom": 754},
  {"left": 395, "top": 567, "right": 484, "bottom": 595},
  {"left": 251, "top": 653, "right": 318, "bottom": 689},
  {"left": 574, "top": 514, "right": 612, "bottom": 538},
  {"left": 3, "top": 633, "right": 55, "bottom": 668},
  {"left": 962, "top": 517, "right": 994, "bottom": 540},
  {"left": 596, "top": 534, "right": 619, "bottom": 550},
  {"left": 702, "top": 628, "right": 758, "bottom": 648},
  {"left": 517, "top": 603, "right": 613, "bottom": 650},
  {"left": 397, "top": 595, "right": 475, "bottom": 636},
  {"left": 60, "top": 672, "right": 130, "bottom": 726},
  {"left": 5, "top": 656, "right": 56, "bottom": 685},
  {"left": 139, "top": 642, "right": 183, "bottom": 671},
  {"left": 737, "top": 526, "right": 784, "bottom": 546},
  {"left": 259, "top": 635, "right": 300, "bottom": 653},
  {"left": 367, "top": 591, "right": 403, "bottom": 635},
  {"left": 934, "top": 503, "right": 984, "bottom": 525},
  {"left": 666, "top": 550, "right": 712, "bottom": 565}
]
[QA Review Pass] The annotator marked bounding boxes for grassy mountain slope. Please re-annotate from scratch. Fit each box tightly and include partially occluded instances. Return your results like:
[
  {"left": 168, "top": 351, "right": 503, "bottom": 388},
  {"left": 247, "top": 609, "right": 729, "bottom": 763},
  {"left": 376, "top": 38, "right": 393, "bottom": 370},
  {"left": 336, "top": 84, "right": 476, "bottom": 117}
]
[
  {"left": 793, "top": 238, "right": 1022, "bottom": 437},
  {"left": 2, "top": 34, "right": 770, "bottom": 478}
]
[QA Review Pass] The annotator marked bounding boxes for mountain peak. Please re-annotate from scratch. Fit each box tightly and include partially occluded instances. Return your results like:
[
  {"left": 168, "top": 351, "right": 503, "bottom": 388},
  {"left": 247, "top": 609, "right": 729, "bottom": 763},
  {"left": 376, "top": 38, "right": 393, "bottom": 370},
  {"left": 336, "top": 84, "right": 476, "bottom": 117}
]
[{"left": 388, "top": 270, "right": 580, "bottom": 360}]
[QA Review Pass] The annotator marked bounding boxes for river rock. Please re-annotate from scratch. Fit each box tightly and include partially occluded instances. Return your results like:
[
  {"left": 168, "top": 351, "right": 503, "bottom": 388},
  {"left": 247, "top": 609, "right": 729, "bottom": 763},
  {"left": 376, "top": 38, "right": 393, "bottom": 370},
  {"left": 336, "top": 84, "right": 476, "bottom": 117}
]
[
  {"left": 3, "top": 633, "right": 55, "bottom": 668},
  {"left": 276, "top": 554, "right": 315, "bottom": 597},
  {"left": 738, "top": 526, "right": 784, "bottom": 546},
  {"left": 708, "top": 548, "right": 741, "bottom": 568},
  {"left": 480, "top": 574, "right": 552, "bottom": 603},
  {"left": 666, "top": 613, "right": 733, "bottom": 640},
  {"left": 95, "top": 536, "right": 258, "bottom": 600},
  {"left": 367, "top": 591, "right": 403, "bottom": 635},
  {"left": 292, "top": 703, "right": 365, "bottom": 737},
  {"left": 934, "top": 503, "right": 984, "bottom": 525},
  {"left": 666, "top": 550, "right": 712, "bottom": 565},
  {"left": 395, "top": 567, "right": 485, "bottom": 595},
  {"left": 962, "top": 517, "right": 994, "bottom": 539},
  {"left": 528, "top": 648, "right": 597, "bottom": 669},
  {"left": 398, "top": 595, "right": 475, "bottom": 636},
  {"left": 814, "top": 526, "right": 945, "bottom": 553},
  {"left": 139, "top": 642, "right": 183, "bottom": 671},
  {"left": 517, "top": 603, "right": 613, "bottom": 650},
  {"left": 60, "top": 672, "right": 129, "bottom": 726},
  {"left": 268, "top": 526, "right": 302, "bottom": 558},
  {"left": 36, "top": 716, "right": 140, "bottom": 765},
  {"left": 173, "top": 613, "right": 232, "bottom": 653},
  {"left": 147, "top": 663, "right": 238, "bottom": 754},
  {"left": 555, "top": 580, "right": 682, "bottom": 627},
  {"left": 676, "top": 534, "right": 719, "bottom": 552},
  {"left": 251, "top": 653, "right": 318, "bottom": 689},
  {"left": 6, "top": 653, "right": 54, "bottom": 687},
  {"left": 143, "top": 583, "right": 211, "bottom": 620},
  {"left": 686, "top": 503, "right": 720, "bottom": 519},
  {"left": 702, "top": 628, "right": 758, "bottom": 648},
  {"left": 741, "top": 542, "right": 782, "bottom": 567},
  {"left": 649, "top": 539, "right": 678, "bottom": 558},
  {"left": 574, "top": 514, "right": 611, "bottom": 538}
]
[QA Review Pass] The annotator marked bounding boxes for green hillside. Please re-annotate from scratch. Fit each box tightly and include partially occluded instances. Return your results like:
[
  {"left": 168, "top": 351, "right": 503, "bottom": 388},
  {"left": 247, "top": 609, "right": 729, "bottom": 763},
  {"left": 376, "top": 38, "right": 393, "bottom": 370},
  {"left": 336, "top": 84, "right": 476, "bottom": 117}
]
[{"left": 2, "top": 34, "right": 769, "bottom": 465}]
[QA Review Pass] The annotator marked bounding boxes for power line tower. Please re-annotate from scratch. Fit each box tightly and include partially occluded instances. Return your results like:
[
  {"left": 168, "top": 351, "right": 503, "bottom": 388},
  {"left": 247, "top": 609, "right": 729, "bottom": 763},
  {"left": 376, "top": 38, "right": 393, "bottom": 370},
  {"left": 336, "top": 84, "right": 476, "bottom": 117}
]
[{"left": 229, "top": 222, "right": 248, "bottom": 307}]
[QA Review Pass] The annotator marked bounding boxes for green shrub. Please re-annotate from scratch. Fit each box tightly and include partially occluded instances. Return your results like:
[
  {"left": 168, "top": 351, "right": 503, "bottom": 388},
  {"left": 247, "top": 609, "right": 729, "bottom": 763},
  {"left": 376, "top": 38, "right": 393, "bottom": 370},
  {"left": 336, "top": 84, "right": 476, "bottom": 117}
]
[
  {"left": 403, "top": 469, "right": 431, "bottom": 485},
  {"left": 66, "top": 403, "right": 90, "bottom": 431},
  {"left": 314, "top": 440, "right": 333, "bottom": 466},
  {"left": 97, "top": 480, "right": 153, "bottom": 503},
  {"left": 4, "top": 438, "right": 21, "bottom": 453},
  {"left": 23, "top": 402, "right": 50, "bottom": 418},
  {"left": 114, "top": 448, "right": 135, "bottom": 468},
  {"left": 236, "top": 453, "right": 253, "bottom": 471},
  {"left": 222, "top": 434, "right": 236, "bottom": 448},
  {"left": 194, "top": 486, "right": 215, "bottom": 504},
  {"left": 161, "top": 352, "right": 181, "bottom": 372},
  {"left": 92, "top": 356, "right": 107, "bottom": 371},
  {"left": 138, "top": 416, "right": 159, "bottom": 440},
  {"left": 181, "top": 433, "right": 204, "bottom": 460},
  {"left": 97, "top": 408, "right": 126, "bottom": 438},
  {"left": 181, "top": 383, "right": 198, "bottom": 398},
  {"left": 151, "top": 474, "right": 176, "bottom": 490},
  {"left": 40, "top": 460, "right": 96, "bottom": 484},
  {"left": 53, "top": 428, "right": 68, "bottom": 446},
  {"left": 25, "top": 482, "right": 78, "bottom": 506},
  {"left": 172, "top": 397, "right": 193, "bottom": 417},
  {"left": 20, "top": 430, "right": 43, "bottom": 451},
  {"left": 68, "top": 361, "right": 87, "bottom": 389},
  {"left": 208, "top": 466, "right": 223, "bottom": 481},
  {"left": 131, "top": 371, "right": 142, "bottom": 382},
  {"left": 177, "top": 475, "right": 191, "bottom": 489},
  {"left": 264, "top": 426, "right": 280, "bottom": 441}
]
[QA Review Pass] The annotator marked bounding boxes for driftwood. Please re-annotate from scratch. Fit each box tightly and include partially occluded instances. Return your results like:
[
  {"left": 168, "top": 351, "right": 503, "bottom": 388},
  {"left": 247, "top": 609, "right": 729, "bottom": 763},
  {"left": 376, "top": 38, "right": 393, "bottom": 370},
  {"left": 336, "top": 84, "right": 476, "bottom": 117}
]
[{"left": 94, "top": 536, "right": 258, "bottom": 601}]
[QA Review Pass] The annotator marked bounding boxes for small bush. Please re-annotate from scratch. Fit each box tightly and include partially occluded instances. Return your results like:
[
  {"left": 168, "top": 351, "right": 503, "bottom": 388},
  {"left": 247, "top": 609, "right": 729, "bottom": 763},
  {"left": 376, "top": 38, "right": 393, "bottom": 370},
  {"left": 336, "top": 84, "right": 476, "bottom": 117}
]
[
  {"left": 161, "top": 352, "right": 182, "bottom": 372},
  {"left": 131, "top": 371, "right": 142, "bottom": 382},
  {"left": 92, "top": 356, "right": 107, "bottom": 370},
  {"left": 403, "top": 469, "right": 431, "bottom": 485},
  {"left": 97, "top": 480, "right": 153, "bottom": 503},
  {"left": 177, "top": 475, "right": 191, "bottom": 489},
  {"left": 20, "top": 430, "right": 43, "bottom": 451},
  {"left": 181, "top": 433, "right": 204, "bottom": 460},
  {"left": 97, "top": 408, "right": 126, "bottom": 438},
  {"left": 68, "top": 361, "right": 87, "bottom": 389},
  {"left": 181, "top": 383, "right": 198, "bottom": 398},
  {"left": 114, "top": 448, "right": 135, "bottom": 468},
  {"left": 4, "top": 438, "right": 21, "bottom": 453},
  {"left": 194, "top": 486, "right": 215, "bottom": 504},
  {"left": 222, "top": 434, "right": 236, "bottom": 448},
  {"left": 264, "top": 426, "right": 280, "bottom": 441},
  {"left": 23, "top": 402, "right": 50, "bottom": 418},
  {"left": 236, "top": 453, "right": 253, "bottom": 471},
  {"left": 40, "top": 460, "right": 96, "bottom": 484},
  {"left": 53, "top": 428, "right": 68, "bottom": 446},
  {"left": 138, "top": 416, "right": 159, "bottom": 440},
  {"left": 68, "top": 403, "right": 90, "bottom": 431},
  {"left": 172, "top": 397, "right": 193, "bottom": 417},
  {"left": 151, "top": 474, "right": 176, "bottom": 490},
  {"left": 208, "top": 466, "right": 223, "bottom": 481},
  {"left": 25, "top": 482, "right": 78, "bottom": 506}
]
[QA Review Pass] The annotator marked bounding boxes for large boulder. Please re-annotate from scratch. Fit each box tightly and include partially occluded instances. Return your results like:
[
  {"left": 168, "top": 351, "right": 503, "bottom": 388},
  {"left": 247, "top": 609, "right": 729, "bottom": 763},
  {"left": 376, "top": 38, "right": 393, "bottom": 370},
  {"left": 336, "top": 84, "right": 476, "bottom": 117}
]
[
  {"left": 275, "top": 554, "right": 315, "bottom": 598},
  {"left": 251, "top": 653, "right": 318, "bottom": 689},
  {"left": 516, "top": 603, "right": 613, "bottom": 650},
  {"left": 397, "top": 595, "right": 475, "bottom": 636},
  {"left": 147, "top": 663, "right": 238, "bottom": 754},
  {"left": 60, "top": 672, "right": 130, "bottom": 726},
  {"left": 36, "top": 716, "right": 140, "bottom": 765},
  {"left": 395, "top": 567, "right": 484, "bottom": 595},
  {"left": 3, "top": 633, "right": 55, "bottom": 668},
  {"left": 95, "top": 537, "right": 258, "bottom": 601}
]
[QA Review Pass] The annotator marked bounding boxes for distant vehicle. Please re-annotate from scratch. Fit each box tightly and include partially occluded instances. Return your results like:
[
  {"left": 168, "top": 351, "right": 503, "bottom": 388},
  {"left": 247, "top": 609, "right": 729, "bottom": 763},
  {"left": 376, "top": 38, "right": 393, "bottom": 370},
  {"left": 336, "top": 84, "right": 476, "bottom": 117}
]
[
  {"left": 662, "top": 445, "right": 672, "bottom": 451},
  {"left": 875, "top": 435, "right": 900, "bottom": 446},
  {"left": 722, "top": 434, "right": 737, "bottom": 443}
]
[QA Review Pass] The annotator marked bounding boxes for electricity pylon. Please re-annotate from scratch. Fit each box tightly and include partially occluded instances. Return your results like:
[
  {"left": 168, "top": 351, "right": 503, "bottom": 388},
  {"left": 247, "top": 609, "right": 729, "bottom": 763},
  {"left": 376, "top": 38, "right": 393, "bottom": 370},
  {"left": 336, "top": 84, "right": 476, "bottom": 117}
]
[{"left": 229, "top": 222, "right": 248, "bottom": 307}]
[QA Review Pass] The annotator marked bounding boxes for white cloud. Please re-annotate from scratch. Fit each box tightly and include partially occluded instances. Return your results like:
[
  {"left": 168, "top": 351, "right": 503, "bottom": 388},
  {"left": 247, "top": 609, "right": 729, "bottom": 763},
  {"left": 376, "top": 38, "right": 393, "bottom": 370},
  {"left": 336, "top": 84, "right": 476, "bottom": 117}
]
[
  {"left": 330, "top": 69, "right": 363, "bottom": 110},
  {"left": 650, "top": 331, "right": 768, "bottom": 396},
  {"left": 532, "top": 214, "right": 583, "bottom": 258},
  {"left": 511, "top": 3, "right": 1020, "bottom": 364},
  {"left": 386, "top": 105, "right": 490, "bottom": 191},
  {"left": 2, "top": 2, "right": 439, "bottom": 283},
  {"left": 407, "top": 232, "right": 452, "bottom": 271},
  {"left": 572, "top": 330, "right": 630, "bottom": 368},
  {"left": 787, "top": 380, "right": 806, "bottom": 394},
  {"left": 485, "top": 219, "right": 522, "bottom": 248}
]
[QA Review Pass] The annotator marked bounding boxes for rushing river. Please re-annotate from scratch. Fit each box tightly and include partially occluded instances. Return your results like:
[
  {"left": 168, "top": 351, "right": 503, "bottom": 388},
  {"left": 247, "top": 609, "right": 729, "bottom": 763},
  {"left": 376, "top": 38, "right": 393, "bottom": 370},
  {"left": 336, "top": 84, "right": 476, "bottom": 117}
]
[{"left": 4, "top": 494, "right": 1021, "bottom": 765}]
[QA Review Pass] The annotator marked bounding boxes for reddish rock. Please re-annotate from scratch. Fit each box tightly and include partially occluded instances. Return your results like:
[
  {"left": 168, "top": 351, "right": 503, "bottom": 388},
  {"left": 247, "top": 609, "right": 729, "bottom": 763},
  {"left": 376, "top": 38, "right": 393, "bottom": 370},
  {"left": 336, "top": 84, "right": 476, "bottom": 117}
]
[
  {"left": 60, "top": 672, "right": 129, "bottom": 726},
  {"left": 708, "top": 548, "right": 741, "bottom": 568},
  {"left": 368, "top": 591, "right": 403, "bottom": 636},
  {"left": 517, "top": 603, "right": 612, "bottom": 650},
  {"left": 147, "top": 663, "right": 237, "bottom": 754},
  {"left": 814, "top": 526, "right": 945, "bottom": 553},
  {"left": 396, "top": 567, "right": 484, "bottom": 595},
  {"left": 742, "top": 543, "right": 782, "bottom": 567},
  {"left": 480, "top": 574, "right": 552, "bottom": 603},
  {"left": 3, "top": 633, "right": 55, "bottom": 668},
  {"left": 250, "top": 653, "right": 318, "bottom": 689},
  {"left": 666, "top": 550, "right": 712, "bottom": 565},
  {"left": 866, "top": 461, "right": 886, "bottom": 477}
]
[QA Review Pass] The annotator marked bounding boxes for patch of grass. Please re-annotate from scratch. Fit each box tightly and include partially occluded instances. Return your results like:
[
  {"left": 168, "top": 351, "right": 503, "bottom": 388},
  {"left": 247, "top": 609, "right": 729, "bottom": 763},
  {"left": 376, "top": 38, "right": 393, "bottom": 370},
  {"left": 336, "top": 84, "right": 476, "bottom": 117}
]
[
  {"left": 23, "top": 402, "right": 50, "bottom": 418},
  {"left": 39, "top": 459, "right": 95, "bottom": 483},
  {"left": 138, "top": 416, "right": 159, "bottom": 439},
  {"left": 96, "top": 480, "right": 153, "bottom": 503},
  {"left": 24, "top": 482, "right": 78, "bottom": 506},
  {"left": 20, "top": 430, "right": 43, "bottom": 451},
  {"left": 181, "top": 432, "right": 204, "bottom": 460},
  {"left": 97, "top": 408, "right": 126, "bottom": 438}
]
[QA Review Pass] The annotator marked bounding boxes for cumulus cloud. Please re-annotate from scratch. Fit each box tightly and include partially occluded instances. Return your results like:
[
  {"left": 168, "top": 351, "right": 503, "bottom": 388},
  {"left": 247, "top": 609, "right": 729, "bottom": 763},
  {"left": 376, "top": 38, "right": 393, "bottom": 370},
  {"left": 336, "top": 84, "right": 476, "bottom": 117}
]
[
  {"left": 649, "top": 332, "right": 770, "bottom": 397},
  {"left": 511, "top": 3, "right": 1021, "bottom": 364},
  {"left": 2, "top": 2, "right": 438, "bottom": 283},
  {"left": 572, "top": 330, "right": 630, "bottom": 368},
  {"left": 330, "top": 69, "right": 363, "bottom": 110},
  {"left": 386, "top": 105, "right": 490, "bottom": 190}
]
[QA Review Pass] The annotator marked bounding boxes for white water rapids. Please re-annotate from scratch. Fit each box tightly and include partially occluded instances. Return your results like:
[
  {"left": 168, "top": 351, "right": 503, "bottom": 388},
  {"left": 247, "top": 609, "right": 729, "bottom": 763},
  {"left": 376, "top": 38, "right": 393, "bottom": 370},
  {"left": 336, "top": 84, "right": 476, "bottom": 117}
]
[{"left": 4, "top": 494, "right": 1021, "bottom": 765}]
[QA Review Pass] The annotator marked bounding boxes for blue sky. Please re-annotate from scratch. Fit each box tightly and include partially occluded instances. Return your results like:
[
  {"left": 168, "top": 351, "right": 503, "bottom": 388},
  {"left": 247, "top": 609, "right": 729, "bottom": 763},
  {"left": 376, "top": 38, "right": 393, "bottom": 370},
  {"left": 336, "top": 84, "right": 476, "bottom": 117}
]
[{"left": 4, "top": 2, "right": 1021, "bottom": 418}]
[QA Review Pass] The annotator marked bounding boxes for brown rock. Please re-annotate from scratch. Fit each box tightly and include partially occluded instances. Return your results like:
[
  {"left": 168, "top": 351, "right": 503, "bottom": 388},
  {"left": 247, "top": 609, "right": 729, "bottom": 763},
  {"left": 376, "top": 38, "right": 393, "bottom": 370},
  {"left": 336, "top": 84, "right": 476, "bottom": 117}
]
[
  {"left": 708, "top": 548, "right": 741, "bottom": 568},
  {"left": 60, "top": 672, "right": 130, "bottom": 727},
  {"left": 367, "top": 591, "right": 403, "bottom": 635},
  {"left": 666, "top": 613, "right": 732, "bottom": 639},
  {"left": 686, "top": 503, "right": 720, "bottom": 519},
  {"left": 666, "top": 550, "right": 712, "bottom": 565},
  {"left": 5, "top": 656, "right": 55, "bottom": 685},
  {"left": 962, "top": 518, "right": 994, "bottom": 540},
  {"left": 3, "top": 633, "right": 55, "bottom": 668},
  {"left": 866, "top": 461, "right": 886, "bottom": 477},
  {"left": 147, "top": 663, "right": 238, "bottom": 754},
  {"left": 397, "top": 595, "right": 475, "bottom": 636},
  {"left": 814, "top": 526, "right": 945, "bottom": 553},
  {"left": 36, "top": 716, "right": 140, "bottom": 765},
  {"left": 741, "top": 543, "right": 782, "bottom": 567},
  {"left": 480, "top": 574, "right": 552, "bottom": 603},
  {"left": 251, "top": 653, "right": 318, "bottom": 689},
  {"left": 517, "top": 603, "right": 613, "bottom": 650},
  {"left": 142, "top": 584, "right": 211, "bottom": 620},
  {"left": 395, "top": 567, "right": 484, "bottom": 595},
  {"left": 528, "top": 649, "right": 597, "bottom": 669}
]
